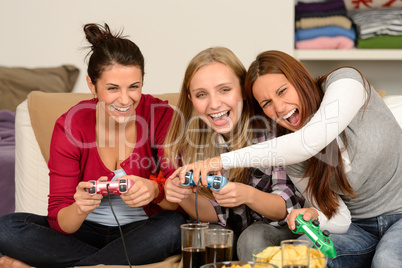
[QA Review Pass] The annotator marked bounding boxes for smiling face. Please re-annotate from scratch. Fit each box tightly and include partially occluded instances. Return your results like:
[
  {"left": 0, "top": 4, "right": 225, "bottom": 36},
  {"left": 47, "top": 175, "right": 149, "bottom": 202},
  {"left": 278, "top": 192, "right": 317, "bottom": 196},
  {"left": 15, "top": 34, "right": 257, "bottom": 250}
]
[
  {"left": 87, "top": 64, "right": 143, "bottom": 124},
  {"left": 252, "top": 73, "right": 302, "bottom": 132},
  {"left": 188, "top": 62, "right": 243, "bottom": 138}
]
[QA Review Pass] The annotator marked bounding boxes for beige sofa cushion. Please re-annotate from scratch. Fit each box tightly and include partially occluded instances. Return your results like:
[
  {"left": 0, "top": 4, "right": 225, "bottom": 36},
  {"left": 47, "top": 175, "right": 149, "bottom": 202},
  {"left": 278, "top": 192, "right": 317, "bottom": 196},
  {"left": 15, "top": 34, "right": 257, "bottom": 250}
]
[{"left": 28, "top": 91, "right": 93, "bottom": 163}]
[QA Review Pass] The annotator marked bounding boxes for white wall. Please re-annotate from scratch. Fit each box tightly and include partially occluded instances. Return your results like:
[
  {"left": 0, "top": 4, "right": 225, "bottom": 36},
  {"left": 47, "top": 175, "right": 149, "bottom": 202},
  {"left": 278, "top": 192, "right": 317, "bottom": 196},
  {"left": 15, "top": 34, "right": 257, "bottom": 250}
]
[{"left": 0, "top": 0, "right": 294, "bottom": 94}]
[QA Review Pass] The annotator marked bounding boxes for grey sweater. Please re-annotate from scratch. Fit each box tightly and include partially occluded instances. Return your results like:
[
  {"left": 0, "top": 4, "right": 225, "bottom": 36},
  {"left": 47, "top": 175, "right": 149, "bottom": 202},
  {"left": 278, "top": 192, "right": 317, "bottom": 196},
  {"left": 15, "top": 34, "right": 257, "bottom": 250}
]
[{"left": 222, "top": 68, "right": 402, "bottom": 221}]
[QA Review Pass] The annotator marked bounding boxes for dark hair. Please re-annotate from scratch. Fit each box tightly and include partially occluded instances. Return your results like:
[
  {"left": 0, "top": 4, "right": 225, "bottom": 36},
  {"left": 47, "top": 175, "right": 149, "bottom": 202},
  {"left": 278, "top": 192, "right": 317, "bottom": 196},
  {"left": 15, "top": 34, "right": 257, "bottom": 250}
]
[
  {"left": 83, "top": 23, "right": 145, "bottom": 87},
  {"left": 245, "top": 50, "right": 356, "bottom": 219}
]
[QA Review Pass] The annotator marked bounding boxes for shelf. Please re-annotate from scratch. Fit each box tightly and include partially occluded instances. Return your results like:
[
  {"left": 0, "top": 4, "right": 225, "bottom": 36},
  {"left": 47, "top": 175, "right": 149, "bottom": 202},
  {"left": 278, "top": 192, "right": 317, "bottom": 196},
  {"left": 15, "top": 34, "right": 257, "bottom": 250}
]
[{"left": 294, "top": 49, "right": 402, "bottom": 61}]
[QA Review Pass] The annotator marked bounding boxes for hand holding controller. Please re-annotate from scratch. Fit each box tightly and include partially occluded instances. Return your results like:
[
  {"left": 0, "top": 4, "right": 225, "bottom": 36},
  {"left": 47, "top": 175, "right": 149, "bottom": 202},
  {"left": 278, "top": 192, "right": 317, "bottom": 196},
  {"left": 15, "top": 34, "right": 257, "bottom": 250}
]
[
  {"left": 292, "top": 214, "right": 337, "bottom": 258},
  {"left": 181, "top": 171, "right": 228, "bottom": 191},
  {"left": 88, "top": 179, "right": 134, "bottom": 196}
]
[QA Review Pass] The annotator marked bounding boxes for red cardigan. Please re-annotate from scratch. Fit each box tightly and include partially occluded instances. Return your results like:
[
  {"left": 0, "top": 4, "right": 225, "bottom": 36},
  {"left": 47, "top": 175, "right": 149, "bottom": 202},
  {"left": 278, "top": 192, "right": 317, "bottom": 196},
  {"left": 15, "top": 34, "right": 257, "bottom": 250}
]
[{"left": 47, "top": 94, "right": 174, "bottom": 233}]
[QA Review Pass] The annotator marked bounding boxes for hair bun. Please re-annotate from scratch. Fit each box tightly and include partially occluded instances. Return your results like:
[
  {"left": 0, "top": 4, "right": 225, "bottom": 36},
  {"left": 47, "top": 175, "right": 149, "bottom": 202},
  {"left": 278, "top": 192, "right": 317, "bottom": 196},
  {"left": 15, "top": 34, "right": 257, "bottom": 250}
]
[{"left": 84, "top": 23, "right": 114, "bottom": 49}]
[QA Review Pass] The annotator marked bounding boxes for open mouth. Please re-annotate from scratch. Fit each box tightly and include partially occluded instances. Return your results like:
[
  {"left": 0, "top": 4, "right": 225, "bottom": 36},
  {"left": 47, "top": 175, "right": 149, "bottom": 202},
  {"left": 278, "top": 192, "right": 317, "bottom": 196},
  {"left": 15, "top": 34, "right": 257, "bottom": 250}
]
[
  {"left": 209, "top": 110, "right": 230, "bottom": 122},
  {"left": 281, "top": 108, "right": 301, "bottom": 127}
]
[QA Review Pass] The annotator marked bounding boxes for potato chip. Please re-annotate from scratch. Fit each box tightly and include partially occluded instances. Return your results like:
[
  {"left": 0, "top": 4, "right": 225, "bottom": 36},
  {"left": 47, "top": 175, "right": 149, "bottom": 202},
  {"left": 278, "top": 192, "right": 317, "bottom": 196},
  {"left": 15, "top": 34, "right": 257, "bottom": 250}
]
[
  {"left": 256, "top": 246, "right": 281, "bottom": 259},
  {"left": 254, "top": 245, "right": 327, "bottom": 268}
]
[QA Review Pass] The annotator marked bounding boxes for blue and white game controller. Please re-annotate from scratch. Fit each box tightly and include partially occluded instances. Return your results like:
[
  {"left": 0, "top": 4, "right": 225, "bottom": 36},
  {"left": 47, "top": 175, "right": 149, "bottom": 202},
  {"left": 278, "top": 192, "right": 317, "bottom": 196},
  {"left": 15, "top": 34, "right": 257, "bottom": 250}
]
[{"left": 181, "top": 171, "right": 228, "bottom": 191}]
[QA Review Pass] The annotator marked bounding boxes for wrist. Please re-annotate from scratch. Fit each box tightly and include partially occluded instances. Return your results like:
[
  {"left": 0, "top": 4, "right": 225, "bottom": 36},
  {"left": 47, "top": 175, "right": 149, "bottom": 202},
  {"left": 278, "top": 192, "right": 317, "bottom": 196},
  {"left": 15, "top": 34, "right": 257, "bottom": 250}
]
[{"left": 149, "top": 172, "right": 166, "bottom": 204}]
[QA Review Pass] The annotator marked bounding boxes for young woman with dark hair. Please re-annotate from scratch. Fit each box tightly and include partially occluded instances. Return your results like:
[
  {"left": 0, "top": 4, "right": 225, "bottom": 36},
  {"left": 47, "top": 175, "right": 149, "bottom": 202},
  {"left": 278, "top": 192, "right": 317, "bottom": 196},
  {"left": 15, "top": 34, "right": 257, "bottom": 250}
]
[{"left": 0, "top": 23, "right": 187, "bottom": 267}]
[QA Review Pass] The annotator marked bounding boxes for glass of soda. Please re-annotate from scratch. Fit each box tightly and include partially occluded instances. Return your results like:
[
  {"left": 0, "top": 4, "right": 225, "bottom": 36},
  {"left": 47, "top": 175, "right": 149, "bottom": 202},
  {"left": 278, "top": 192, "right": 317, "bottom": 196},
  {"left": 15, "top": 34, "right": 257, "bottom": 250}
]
[
  {"left": 181, "top": 223, "right": 209, "bottom": 268},
  {"left": 205, "top": 228, "right": 233, "bottom": 264}
]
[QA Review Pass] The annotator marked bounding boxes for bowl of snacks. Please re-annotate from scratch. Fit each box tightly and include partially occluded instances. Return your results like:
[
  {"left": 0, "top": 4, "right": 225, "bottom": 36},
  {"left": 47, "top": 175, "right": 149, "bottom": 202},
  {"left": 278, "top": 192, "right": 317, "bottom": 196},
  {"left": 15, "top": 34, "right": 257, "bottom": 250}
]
[
  {"left": 252, "top": 246, "right": 327, "bottom": 268},
  {"left": 200, "top": 261, "right": 278, "bottom": 268}
]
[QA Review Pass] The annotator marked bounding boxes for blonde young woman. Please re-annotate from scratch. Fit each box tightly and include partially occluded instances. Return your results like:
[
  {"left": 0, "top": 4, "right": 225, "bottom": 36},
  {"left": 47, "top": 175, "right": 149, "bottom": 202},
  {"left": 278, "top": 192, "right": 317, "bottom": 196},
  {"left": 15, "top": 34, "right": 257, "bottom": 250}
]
[{"left": 164, "top": 47, "right": 304, "bottom": 261}]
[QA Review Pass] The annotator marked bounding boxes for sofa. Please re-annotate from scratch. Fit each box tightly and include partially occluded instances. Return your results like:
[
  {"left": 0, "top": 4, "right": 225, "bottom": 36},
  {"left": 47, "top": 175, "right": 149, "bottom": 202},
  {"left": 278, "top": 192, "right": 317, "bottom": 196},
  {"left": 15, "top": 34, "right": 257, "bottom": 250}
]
[{"left": 13, "top": 90, "right": 402, "bottom": 267}]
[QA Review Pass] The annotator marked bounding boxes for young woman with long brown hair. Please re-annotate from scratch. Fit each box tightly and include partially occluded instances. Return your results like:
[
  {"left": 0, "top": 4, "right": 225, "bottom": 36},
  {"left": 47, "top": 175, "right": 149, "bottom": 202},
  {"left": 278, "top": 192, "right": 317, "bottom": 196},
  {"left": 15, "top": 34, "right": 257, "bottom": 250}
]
[{"left": 171, "top": 50, "right": 402, "bottom": 268}]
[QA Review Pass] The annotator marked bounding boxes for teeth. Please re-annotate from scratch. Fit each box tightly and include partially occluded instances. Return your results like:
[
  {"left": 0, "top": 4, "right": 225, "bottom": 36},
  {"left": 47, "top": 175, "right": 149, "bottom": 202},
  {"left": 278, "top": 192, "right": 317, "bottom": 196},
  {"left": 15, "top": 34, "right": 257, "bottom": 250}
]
[
  {"left": 111, "top": 105, "right": 130, "bottom": 112},
  {"left": 210, "top": 111, "right": 228, "bottom": 118},
  {"left": 282, "top": 109, "right": 296, "bottom": 120}
]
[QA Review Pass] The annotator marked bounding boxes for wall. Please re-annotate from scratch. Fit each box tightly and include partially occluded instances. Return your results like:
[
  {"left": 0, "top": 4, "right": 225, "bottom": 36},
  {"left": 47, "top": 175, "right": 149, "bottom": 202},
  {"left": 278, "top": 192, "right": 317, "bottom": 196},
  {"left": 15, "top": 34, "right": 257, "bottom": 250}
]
[{"left": 0, "top": 0, "right": 294, "bottom": 94}]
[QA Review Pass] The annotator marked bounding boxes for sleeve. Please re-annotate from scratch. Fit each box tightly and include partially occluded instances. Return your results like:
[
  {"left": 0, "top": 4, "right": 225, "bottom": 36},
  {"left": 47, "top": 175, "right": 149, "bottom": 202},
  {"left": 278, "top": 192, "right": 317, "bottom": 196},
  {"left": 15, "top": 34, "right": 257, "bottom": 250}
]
[
  {"left": 221, "top": 68, "right": 367, "bottom": 169},
  {"left": 47, "top": 117, "right": 82, "bottom": 233},
  {"left": 207, "top": 198, "right": 231, "bottom": 227},
  {"left": 270, "top": 166, "right": 304, "bottom": 215}
]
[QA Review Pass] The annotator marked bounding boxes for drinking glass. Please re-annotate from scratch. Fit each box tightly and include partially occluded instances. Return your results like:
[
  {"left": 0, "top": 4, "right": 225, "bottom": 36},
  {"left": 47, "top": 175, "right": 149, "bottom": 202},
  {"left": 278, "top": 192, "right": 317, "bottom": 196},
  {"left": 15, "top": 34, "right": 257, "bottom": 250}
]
[
  {"left": 181, "top": 223, "right": 209, "bottom": 268},
  {"left": 281, "top": 239, "right": 311, "bottom": 268},
  {"left": 205, "top": 228, "right": 233, "bottom": 263}
]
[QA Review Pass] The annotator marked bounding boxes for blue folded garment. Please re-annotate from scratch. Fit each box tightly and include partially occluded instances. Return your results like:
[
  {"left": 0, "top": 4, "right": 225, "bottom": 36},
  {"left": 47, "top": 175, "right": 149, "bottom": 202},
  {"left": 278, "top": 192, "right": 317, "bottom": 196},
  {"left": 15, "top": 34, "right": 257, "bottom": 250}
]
[{"left": 295, "top": 25, "right": 356, "bottom": 41}]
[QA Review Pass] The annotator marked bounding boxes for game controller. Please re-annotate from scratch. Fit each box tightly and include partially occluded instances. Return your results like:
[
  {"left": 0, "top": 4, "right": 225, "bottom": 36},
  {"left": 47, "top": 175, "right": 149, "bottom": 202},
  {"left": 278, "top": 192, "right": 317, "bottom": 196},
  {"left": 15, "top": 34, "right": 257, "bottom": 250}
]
[
  {"left": 181, "top": 171, "right": 228, "bottom": 191},
  {"left": 292, "top": 214, "right": 337, "bottom": 258},
  {"left": 88, "top": 179, "right": 134, "bottom": 196}
]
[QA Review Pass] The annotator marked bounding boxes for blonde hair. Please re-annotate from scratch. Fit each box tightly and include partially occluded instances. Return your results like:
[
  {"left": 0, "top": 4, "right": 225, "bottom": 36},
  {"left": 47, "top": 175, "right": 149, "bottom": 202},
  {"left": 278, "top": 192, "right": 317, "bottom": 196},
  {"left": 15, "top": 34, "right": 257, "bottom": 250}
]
[{"left": 164, "top": 47, "right": 255, "bottom": 197}]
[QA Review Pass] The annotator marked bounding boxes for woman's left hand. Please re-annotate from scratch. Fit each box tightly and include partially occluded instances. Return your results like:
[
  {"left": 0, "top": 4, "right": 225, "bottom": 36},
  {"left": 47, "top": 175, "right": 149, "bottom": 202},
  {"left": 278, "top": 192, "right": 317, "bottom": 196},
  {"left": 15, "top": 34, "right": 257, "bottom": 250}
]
[
  {"left": 286, "top": 208, "right": 319, "bottom": 231},
  {"left": 120, "top": 175, "right": 158, "bottom": 207},
  {"left": 212, "top": 182, "right": 250, "bottom": 207}
]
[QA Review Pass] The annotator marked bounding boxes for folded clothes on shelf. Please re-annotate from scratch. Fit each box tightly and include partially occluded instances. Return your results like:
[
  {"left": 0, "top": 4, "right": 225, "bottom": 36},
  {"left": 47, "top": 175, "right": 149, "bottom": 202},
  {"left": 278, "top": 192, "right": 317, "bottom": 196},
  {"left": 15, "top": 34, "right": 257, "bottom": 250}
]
[{"left": 296, "top": 35, "right": 355, "bottom": 49}]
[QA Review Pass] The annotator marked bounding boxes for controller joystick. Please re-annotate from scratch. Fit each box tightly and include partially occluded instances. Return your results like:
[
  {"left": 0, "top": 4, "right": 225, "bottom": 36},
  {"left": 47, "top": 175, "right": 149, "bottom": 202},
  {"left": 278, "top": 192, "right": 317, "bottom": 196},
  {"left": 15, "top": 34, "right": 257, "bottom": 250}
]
[
  {"left": 181, "top": 171, "right": 228, "bottom": 191},
  {"left": 88, "top": 179, "right": 134, "bottom": 196},
  {"left": 292, "top": 214, "right": 337, "bottom": 258}
]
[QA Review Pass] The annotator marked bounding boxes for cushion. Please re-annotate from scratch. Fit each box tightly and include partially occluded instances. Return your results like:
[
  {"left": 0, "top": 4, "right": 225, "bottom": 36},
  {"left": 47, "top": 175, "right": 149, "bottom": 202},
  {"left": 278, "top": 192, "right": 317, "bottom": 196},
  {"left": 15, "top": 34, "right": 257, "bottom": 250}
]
[
  {"left": 0, "top": 110, "right": 16, "bottom": 216},
  {"left": 0, "top": 65, "right": 79, "bottom": 112},
  {"left": 28, "top": 91, "right": 93, "bottom": 163}
]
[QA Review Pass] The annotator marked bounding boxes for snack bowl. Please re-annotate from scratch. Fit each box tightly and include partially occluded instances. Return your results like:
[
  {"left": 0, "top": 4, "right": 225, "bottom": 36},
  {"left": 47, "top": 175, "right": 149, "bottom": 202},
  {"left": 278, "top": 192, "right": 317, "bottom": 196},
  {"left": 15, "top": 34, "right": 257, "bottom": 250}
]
[
  {"left": 200, "top": 261, "right": 278, "bottom": 268},
  {"left": 252, "top": 247, "right": 328, "bottom": 268}
]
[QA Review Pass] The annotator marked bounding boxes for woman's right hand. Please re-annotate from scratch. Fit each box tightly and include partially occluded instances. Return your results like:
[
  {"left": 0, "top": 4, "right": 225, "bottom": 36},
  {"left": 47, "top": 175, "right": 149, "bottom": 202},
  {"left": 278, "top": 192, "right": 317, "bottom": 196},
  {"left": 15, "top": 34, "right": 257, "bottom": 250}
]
[
  {"left": 74, "top": 181, "right": 103, "bottom": 215},
  {"left": 168, "top": 156, "right": 223, "bottom": 186},
  {"left": 164, "top": 176, "right": 194, "bottom": 203}
]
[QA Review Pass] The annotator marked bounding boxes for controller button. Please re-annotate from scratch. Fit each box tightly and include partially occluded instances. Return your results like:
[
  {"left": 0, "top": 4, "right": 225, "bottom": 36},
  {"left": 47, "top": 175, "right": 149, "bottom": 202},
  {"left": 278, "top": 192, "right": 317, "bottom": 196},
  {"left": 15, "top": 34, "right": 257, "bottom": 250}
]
[
  {"left": 120, "top": 179, "right": 126, "bottom": 183},
  {"left": 120, "top": 185, "right": 127, "bottom": 192},
  {"left": 315, "top": 241, "right": 321, "bottom": 248},
  {"left": 213, "top": 182, "right": 220, "bottom": 189},
  {"left": 313, "top": 220, "right": 320, "bottom": 226},
  {"left": 323, "top": 230, "right": 330, "bottom": 237},
  {"left": 295, "top": 221, "right": 300, "bottom": 227}
]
